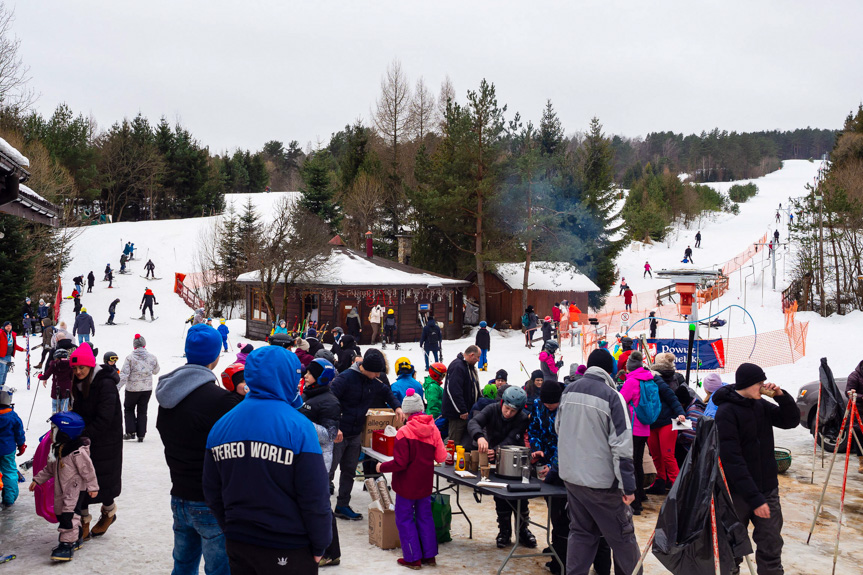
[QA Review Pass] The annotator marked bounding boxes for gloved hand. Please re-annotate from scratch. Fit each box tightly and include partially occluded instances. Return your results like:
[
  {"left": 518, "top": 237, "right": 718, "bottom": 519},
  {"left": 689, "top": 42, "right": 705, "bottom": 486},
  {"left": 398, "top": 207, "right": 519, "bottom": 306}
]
[
  {"left": 17, "top": 444, "right": 26, "bottom": 456},
  {"left": 555, "top": 360, "right": 564, "bottom": 368}
]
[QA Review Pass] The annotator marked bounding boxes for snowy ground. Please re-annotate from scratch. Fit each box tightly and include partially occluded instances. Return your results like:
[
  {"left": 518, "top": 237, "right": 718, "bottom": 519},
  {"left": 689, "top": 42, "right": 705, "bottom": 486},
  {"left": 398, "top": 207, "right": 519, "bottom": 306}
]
[{"left": 2, "top": 164, "right": 862, "bottom": 573}]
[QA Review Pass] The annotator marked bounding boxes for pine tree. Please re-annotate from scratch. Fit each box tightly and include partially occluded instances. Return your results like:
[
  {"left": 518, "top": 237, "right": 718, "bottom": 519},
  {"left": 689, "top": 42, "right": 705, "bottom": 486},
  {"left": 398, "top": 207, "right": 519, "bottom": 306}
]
[
  {"left": 299, "top": 150, "right": 341, "bottom": 233},
  {"left": 238, "top": 197, "right": 260, "bottom": 269},
  {"left": 0, "top": 215, "right": 34, "bottom": 331},
  {"left": 538, "top": 100, "right": 564, "bottom": 158}
]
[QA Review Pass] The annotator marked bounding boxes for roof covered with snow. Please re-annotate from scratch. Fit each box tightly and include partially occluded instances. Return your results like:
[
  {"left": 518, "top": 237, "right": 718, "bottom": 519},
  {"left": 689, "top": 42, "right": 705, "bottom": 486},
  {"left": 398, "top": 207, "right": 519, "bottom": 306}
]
[
  {"left": 237, "top": 246, "right": 470, "bottom": 288},
  {"left": 492, "top": 261, "right": 600, "bottom": 292},
  {"left": 0, "top": 136, "right": 29, "bottom": 168}
]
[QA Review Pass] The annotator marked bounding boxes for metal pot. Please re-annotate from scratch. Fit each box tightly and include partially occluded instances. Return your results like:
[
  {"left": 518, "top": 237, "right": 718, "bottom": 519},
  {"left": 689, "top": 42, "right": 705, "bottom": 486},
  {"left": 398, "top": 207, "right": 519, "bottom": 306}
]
[{"left": 495, "top": 445, "right": 530, "bottom": 479}]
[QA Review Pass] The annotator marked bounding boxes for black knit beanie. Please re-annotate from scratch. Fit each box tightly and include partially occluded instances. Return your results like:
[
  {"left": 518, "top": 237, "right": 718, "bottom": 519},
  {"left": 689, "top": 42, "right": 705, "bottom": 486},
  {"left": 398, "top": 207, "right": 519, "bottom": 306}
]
[
  {"left": 587, "top": 349, "right": 615, "bottom": 375},
  {"left": 540, "top": 380, "right": 563, "bottom": 404},
  {"left": 362, "top": 348, "right": 386, "bottom": 372},
  {"left": 495, "top": 369, "right": 508, "bottom": 382},
  {"left": 735, "top": 363, "right": 767, "bottom": 390},
  {"left": 306, "top": 360, "right": 325, "bottom": 383}
]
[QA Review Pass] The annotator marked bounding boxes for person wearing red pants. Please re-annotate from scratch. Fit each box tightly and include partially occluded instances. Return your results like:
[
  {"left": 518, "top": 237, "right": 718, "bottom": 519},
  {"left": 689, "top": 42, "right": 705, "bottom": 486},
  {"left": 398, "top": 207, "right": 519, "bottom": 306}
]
[{"left": 645, "top": 353, "right": 686, "bottom": 494}]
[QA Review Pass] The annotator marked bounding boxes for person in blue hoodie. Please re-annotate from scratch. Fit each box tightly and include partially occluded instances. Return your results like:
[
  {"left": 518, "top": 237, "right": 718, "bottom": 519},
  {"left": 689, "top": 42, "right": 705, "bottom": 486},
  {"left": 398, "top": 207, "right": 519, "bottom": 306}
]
[
  {"left": 216, "top": 320, "right": 229, "bottom": 352},
  {"left": 0, "top": 385, "right": 26, "bottom": 506},
  {"left": 203, "top": 346, "right": 332, "bottom": 574},
  {"left": 391, "top": 357, "right": 424, "bottom": 403}
]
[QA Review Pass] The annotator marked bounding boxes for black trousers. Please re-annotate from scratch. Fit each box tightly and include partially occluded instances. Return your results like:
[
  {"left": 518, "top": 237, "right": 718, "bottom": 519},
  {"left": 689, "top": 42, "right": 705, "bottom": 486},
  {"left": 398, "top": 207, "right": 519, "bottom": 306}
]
[
  {"left": 323, "top": 512, "right": 340, "bottom": 560},
  {"left": 732, "top": 488, "right": 784, "bottom": 575},
  {"left": 226, "top": 539, "right": 318, "bottom": 575},
  {"left": 124, "top": 390, "right": 151, "bottom": 437},
  {"left": 494, "top": 496, "right": 529, "bottom": 532},
  {"left": 141, "top": 303, "right": 154, "bottom": 318},
  {"left": 633, "top": 436, "right": 648, "bottom": 507}
]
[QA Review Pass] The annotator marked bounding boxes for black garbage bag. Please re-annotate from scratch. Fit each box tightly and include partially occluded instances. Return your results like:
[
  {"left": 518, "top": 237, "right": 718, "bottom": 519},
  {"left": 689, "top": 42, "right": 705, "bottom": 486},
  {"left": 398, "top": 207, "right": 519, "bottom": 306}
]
[
  {"left": 818, "top": 357, "right": 847, "bottom": 444},
  {"left": 652, "top": 417, "right": 753, "bottom": 574}
]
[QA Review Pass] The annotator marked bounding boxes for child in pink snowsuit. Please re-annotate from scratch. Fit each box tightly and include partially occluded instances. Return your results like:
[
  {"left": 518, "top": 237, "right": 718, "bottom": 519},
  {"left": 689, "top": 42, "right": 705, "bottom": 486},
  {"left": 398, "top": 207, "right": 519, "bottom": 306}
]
[
  {"left": 377, "top": 389, "right": 446, "bottom": 569},
  {"left": 30, "top": 411, "right": 99, "bottom": 561}
]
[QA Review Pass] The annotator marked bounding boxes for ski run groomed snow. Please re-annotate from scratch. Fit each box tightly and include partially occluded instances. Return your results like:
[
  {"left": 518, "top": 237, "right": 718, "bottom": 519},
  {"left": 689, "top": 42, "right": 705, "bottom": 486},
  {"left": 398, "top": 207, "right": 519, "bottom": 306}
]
[{"left": 2, "top": 160, "right": 862, "bottom": 574}]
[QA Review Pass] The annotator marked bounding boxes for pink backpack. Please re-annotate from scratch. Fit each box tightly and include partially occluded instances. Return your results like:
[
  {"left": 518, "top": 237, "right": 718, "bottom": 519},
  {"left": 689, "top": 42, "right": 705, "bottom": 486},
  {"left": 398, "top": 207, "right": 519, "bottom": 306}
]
[{"left": 33, "top": 431, "right": 57, "bottom": 523}]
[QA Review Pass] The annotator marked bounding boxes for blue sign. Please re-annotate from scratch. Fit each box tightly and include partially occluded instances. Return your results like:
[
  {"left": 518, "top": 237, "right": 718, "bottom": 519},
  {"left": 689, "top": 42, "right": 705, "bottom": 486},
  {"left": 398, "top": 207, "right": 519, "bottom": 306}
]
[{"left": 645, "top": 338, "right": 725, "bottom": 370}]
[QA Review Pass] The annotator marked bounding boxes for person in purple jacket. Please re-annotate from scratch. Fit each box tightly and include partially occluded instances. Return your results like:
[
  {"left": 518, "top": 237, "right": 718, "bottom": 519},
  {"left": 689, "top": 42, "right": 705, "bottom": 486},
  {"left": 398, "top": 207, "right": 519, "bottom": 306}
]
[{"left": 377, "top": 389, "right": 447, "bottom": 569}]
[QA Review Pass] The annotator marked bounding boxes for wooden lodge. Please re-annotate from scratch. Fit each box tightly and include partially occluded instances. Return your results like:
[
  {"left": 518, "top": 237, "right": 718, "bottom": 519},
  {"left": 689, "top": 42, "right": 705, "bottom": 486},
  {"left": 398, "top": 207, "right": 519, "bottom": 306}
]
[
  {"left": 465, "top": 261, "right": 600, "bottom": 328},
  {"left": 238, "top": 238, "right": 469, "bottom": 344}
]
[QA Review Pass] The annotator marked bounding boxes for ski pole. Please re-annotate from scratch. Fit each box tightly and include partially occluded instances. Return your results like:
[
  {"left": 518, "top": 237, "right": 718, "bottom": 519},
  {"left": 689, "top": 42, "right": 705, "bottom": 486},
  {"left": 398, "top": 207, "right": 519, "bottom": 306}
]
[
  {"left": 812, "top": 381, "right": 822, "bottom": 483},
  {"left": 26, "top": 375, "right": 41, "bottom": 430},
  {"left": 832, "top": 397, "right": 857, "bottom": 575},
  {"left": 631, "top": 529, "right": 655, "bottom": 575},
  {"left": 710, "top": 495, "right": 720, "bottom": 575},
  {"left": 807, "top": 396, "right": 853, "bottom": 544}
]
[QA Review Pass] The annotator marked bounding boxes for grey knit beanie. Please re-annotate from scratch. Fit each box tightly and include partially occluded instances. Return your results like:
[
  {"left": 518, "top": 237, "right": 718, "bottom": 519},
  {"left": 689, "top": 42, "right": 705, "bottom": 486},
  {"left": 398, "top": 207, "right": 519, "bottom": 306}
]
[
  {"left": 401, "top": 388, "right": 425, "bottom": 415},
  {"left": 626, "top": 350, "right": 644, "bottom": 373},
  {"left": 133, "top": 334, "right": 146, "bottom": 349}
]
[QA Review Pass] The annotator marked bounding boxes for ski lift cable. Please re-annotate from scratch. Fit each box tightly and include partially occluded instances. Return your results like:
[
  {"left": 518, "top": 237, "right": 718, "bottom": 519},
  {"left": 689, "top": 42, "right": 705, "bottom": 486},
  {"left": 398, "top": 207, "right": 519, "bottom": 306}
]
[{"left": 625, "top": 304, "right": 758, "bottom": 358}]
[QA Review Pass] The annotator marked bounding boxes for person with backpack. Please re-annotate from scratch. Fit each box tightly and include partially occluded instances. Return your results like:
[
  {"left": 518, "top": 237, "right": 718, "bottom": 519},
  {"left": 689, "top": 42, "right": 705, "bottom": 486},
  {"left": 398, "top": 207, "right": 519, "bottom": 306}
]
[
  {"left": 419, "top": 316, "right": 442, "bottom": 371},
  {"left": 645, "top": 358, "right": 687, "bottom": 495},
  {"left": 381, "top": 308, "right": 398, "bottom": 349},
  {"left": 475, "top": 321, "right": 490, "bottom": 371},
  {"left": 620, "top": 351, "right": 656, "bottom": 515},
  {"left": 522, "top": 305, "right": 539, "bottom": 349},
  {"left": 39, "top": 348, "right": 74, "bottom": 413}
]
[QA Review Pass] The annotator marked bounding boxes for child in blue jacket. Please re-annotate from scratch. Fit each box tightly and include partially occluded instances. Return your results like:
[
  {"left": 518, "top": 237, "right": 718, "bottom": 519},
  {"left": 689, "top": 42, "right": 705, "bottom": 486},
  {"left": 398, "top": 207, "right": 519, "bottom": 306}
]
[
  {"left": 217, "top": 319, "right": 229, "bottom": 352},
  {"left": 392, "top": 358, "right": 424, "bottom": 404},
  {"left": 0, "top": 386, "right": 26, "bottom": 506}
]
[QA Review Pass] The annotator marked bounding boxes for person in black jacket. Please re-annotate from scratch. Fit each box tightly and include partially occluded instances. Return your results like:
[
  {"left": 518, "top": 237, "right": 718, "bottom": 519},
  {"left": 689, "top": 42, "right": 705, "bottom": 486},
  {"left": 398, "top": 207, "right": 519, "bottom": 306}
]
[
  {"left": 299, "top": 358, "right": 342, "bottom": 567},
  {"left": 87, "top": 271, "right": 95, "bottom": 293},
  {"left": 475, "top": 321, "right": 490, "bottom": 371},
  {"left": 345, "top": 306, "right": 361, "bottom": 339},
  {"left": 329, "top": 348, "right": 403, "bottom": 521},
  {"left": 333, "top": 335, "right": 360, "bottom": 373},
  {"left": 684, "top": 245, "right": 694, "bottom": 263},
  {"left": 468, "top": 386, "right": 535, "bottom": 549},
  {"left": 419, "top": 317, "right": 443, "bottom": 371},
  {"left": 107, "top": 298, "right": 120, "bottom": 325},
  {"left": 714, "top": 363, "right": 799, "bottom": 575},
  {"left": 305, "top": 327, "right": 323, "bottom": 357},
  {"left": 441, "top": 347, "right": 481, "bottom": 448},
  {"left": 156, "top": 324, "right": 240, "bottom": 575},
  {"left": 646, "top": 356, "right": 687, "bottom": 495},
  {"left": 69, "top": 343, "right": 123, "bottom": 540},
  {"left": 649, "top": 311, "right": 658, "bottom": 339}
]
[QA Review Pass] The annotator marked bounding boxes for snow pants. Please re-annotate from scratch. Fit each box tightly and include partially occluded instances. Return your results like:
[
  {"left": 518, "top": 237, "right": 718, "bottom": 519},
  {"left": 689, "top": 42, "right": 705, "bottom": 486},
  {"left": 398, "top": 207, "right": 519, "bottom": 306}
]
[
  {"left": 124, "top": 390, "right": 151, "bottom": 438},
  {"left": 0, "top": 452, "right": 18, "bottom": 505},
  {"left": 57, "top": 492, "right": 88, "bottom": 543},
  {"left": 0, "top": 354, "right": 10, "bottom": 387},
  {"left": 395, "top": 494, "right": 437, "bottom": 562},
  {"left": 731, "top": 488, "right": 784, "bottom": 575},
  {"left": 141, "top": 302, "right": 154, "bottom": 319},
  {"left": 565, "top": 483, "right": 641, "bottom": 575},
  {"left": 648, "top": 424, "right": 679, "bottom": 485},
  {"left": 479, "top": 348, "right": 488, "bottom": 369}
]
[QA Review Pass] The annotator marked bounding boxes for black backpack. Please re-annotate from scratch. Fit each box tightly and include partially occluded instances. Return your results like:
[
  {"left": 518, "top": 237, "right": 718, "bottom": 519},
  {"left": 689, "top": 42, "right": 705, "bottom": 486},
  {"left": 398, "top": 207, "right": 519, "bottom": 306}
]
[{"left": 427, "top": 326, "right": 440, "bottom": 346}]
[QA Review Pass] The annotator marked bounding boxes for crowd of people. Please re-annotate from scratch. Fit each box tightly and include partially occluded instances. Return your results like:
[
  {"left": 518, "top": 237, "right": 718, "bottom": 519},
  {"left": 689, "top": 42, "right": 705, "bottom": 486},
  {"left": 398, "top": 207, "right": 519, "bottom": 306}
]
[{"left": 0, "top": 283, "right": 847, "bottom": 575}]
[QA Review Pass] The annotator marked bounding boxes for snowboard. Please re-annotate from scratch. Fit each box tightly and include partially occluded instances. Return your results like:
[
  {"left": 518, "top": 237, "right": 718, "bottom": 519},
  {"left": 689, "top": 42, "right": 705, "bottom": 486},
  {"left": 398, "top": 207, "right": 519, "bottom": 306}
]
[
  {"left": 100, "top": 322, "right": 128, "bottom": 326},
  {"left": 131, "top": 316, "right": 159, "bottom": 322},
  {"left": 0, "top": 555, "right": 15, "bottom": 564},
  {"left": 140, "top": 276, "right": 162, "bottom": 280},
  {"left": 117, "top": 271, "right": 133, "bottom": 275}
]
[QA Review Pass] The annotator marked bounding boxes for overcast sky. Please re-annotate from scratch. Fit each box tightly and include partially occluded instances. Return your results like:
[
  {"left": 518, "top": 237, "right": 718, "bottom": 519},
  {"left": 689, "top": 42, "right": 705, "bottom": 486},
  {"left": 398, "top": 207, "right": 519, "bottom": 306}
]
[{"left": 11, "top": 0, "right": 863, "bottom": 153}]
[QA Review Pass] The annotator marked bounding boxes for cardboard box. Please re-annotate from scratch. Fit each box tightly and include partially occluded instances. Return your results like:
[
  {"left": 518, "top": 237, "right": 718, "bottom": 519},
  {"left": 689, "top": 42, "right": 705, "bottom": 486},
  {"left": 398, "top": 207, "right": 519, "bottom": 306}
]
[
  {"left": 372, "top": 430, "right": 396, "bottom": 456},
  {"left": 368, "top": 507, "right": 400, "bottom": 550},
  {"left": 362, "top": 409, "right": 395, "bottom": 447}
]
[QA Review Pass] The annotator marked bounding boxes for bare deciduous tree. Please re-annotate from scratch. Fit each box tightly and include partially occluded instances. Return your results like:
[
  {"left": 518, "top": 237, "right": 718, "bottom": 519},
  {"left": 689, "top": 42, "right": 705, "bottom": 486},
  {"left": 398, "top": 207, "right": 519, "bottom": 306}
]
[
  {"left": 340, "top": 172, "right": 385, "bottom": 246},
  {"left": 436, "top": 75, "right": 455, "bottom": 130},
  {"left": 374, "top": 59, "right": 412, "bottom": 173},
  {"left": 0, "top": 3, "right": 34, "bottom": 113},
  {"left": 410, "top": 77, "right": 436, "bottom": 143}
]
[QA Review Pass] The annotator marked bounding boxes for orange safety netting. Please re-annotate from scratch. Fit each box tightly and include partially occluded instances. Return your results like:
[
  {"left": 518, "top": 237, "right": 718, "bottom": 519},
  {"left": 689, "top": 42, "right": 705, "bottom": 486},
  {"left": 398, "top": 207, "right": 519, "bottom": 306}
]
[{"left": 579, "top": 232, "right": 808, "bottom": 372}]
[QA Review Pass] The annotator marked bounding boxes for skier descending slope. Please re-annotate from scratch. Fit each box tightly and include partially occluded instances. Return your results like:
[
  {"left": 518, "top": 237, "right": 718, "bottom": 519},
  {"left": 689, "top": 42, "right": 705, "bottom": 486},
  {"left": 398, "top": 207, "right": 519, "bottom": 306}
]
[{"left": 139, "top": 288, "right": 158, "bottom": 321}]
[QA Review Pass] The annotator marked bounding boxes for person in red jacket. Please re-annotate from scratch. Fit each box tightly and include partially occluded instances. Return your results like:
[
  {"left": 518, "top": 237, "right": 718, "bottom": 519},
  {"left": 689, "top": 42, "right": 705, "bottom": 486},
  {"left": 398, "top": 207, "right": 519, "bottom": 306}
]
[
  {"left": 0, "top": 322, "right": 25, "bottom": 387},
  {"left": 377, "top": 389, "right": 446, "bottom": 569},
  {"left": 623, "top": 287, "right": 634, "bottom": 312}
]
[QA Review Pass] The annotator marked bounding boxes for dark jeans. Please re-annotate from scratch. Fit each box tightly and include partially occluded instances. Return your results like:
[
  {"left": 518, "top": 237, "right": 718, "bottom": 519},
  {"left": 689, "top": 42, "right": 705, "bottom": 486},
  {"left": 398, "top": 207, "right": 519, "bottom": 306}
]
[
  {"left": 39, "top": 346, "right": 53, "bottom": 366},
  {"left": 226, "top": 539, "right": 318, "bottom": 575},
  {"left": 329, "top": 433, "right": 362, "bottom": 508},
  {"left": 424, "top": 349, "right": 439, "bottom": 371},
  {"left": 170, "top": 496, "right": 229, "bottom": 575},
  {"left": 633, "top": 436, "right": 648, "bottom": 507},
  {"left": 124, "top": 390, "right": 151, "bottom": 437},
  {"left": 108, "top": 312, "right": 115, "bottom": 324},
  {"left": 732, "top": 488, "right": 784, "bottom": 575},
  {"left": 565, "top": 483, "right": 641, "bottom": 575}
]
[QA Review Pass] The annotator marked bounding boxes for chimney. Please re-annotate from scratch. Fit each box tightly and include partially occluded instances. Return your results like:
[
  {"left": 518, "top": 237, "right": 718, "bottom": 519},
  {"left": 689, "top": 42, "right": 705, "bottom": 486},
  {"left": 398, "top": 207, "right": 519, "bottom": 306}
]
[
  {"left": 396, "top": 234, "right": 413, "bottom": 265},
  {"left": 365, "top": 231, "right": 373, "bottom": 258}
]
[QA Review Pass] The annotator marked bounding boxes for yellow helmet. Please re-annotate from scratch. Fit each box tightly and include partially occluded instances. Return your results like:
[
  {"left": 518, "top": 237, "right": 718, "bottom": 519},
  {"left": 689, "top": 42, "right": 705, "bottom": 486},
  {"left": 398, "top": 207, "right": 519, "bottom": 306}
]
[
  {"left": 395, "top": 357, "right": 413, "bottom": 374},
  {"left": 388, "top": 308, "right": 394, "bottom": 315}
]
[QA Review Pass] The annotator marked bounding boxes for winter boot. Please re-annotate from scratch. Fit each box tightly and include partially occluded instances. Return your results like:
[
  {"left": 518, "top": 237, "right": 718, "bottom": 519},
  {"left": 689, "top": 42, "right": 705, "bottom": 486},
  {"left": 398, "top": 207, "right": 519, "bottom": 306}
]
[
  {"left": 334, "top": 506, "right": 363, "bottom": 521},
  {"left": 645, "top": 477, "right": 667, "bottom": 495},
  {"left": 397, "top": 558, "right": 422, "bottom": 570},
  {"left": 421, "top": 558, "right": 437, "bottom": 566},
  {"left": 90, "top": 503, "right": 117, "bottom": 537},
  {"left": 81, "top": 510, "right": 91, "bottom": 541},
  {"left": 318, "top": 557, "right": 341, "bottom": 567},
  {"left": 519, "top": 528, "right": 537, "bottom": 548},
  {"left": 138, "top": 436, "right": 144, "bottom": 443},
  {"left": 139, "top": 315, "right": 145, "bottom": 319},
  {"left": 50, "top": 542, "right": 74, "bottom": 562},
  {"left": 496, "top": 526, "right": 512, "bottom": 548},
  {"left": 123, "top": 433, "right": 136, "bottom": 441}
]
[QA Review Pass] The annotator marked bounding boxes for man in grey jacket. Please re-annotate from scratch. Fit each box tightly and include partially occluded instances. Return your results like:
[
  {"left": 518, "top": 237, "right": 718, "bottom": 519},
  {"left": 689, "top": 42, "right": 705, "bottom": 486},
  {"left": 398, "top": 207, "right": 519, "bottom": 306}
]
[
  {"left": 556, "top": 348, "right": 641, "bottom": 575},
  {"left": 118, "top": 334, "right": 160, "bottom": 442}
]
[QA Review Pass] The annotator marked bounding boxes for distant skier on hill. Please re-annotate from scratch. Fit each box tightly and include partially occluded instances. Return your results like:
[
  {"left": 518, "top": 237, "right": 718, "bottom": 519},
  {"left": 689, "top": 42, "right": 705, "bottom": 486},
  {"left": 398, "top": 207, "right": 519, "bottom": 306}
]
[
  {"left": 87, "top": 272, "right": 95, "bottom": 293},
  {"left": 107, "top": 299, "right": 120, "bottom": 325},
  {"left": 695, "top": 230, "right": 701, "bottom": 248},
  {"left": 119, "top": 253, "right": 128, "bottom": 273},
  {"left": 644, "top": 261, "right": 652, "bottom": 279},
  {"left": 144, "top": 260, "right": 155, "bottom": 279},
  {"left": 139, "top": 289, "right": 157, "bottom": 320},
  {"left": 773, "top": 229, "right": 779, "bottom": 243},
  {"left": 684, "top": 246, "right": 694, "bottom": 264}
]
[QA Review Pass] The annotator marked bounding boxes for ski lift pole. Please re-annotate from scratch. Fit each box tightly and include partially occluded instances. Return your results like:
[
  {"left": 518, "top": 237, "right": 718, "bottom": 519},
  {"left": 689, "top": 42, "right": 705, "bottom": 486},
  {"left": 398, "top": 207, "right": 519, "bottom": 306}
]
[
  {"left": 807, "top": 396, "right": 853, "bottom": 544},
  {"left": 832, "top": 398, "right": 858, "bottom": 575}
]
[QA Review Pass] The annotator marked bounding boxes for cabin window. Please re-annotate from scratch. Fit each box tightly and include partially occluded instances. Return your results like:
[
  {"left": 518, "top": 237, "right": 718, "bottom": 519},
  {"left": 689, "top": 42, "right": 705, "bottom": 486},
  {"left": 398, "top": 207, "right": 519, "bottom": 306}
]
[
  {"left": 251, "top": 289, "right": 268, "bottom": 322},
  {"left": 302, "top": 293, "right": 320, "bottom": 324},
  {"left": 448, "top": 292, "right": 454, "bottom": 323}
]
